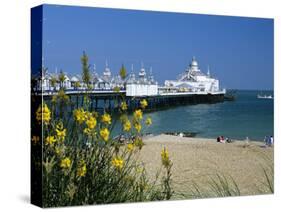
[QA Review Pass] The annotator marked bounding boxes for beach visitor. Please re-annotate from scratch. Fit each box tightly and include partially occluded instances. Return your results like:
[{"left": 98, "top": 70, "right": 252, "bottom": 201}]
[
  {"left": 264, "top": 136, "right": 269, "bottom": 146},
  {"left": 217, "top": 136, "right": 220, "bottom": 142},
  {"left": 217, "top": 136, "right": 225, "bottom": 143},
  {"left": 245, "top": 137, "right": 250, "bottom": 146},
  {"left": 269, "top": 135, "right": 274, "bottom": 146},
  {"left": 226, "top": 137, "right": 232, "bottom": 143}
]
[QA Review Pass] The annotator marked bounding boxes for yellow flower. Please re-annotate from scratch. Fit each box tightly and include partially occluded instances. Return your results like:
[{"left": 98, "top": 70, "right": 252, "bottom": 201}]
[
  {"left": 133, "top": 109, "right": 143, "bottom": 120},
  {"left": 31, "top": 135, "right": 40, "bottom": 145},
  {"left": 58, "top": 89, "right": 69, "bottom": 102},
  {"left": 120, "top": 101, "right": 128, "bottom": 111},
  {"left": 56, "top": 129, "right": 66, "bottom": 141},
  {"left": 77, "top": 160, "right": 87, "bottom": 177},
  {"left": 127, "top": 143, "right": 134, "bottom": 152},
  {"left": 100, "top": 128, "right": 110, "bottom": 141},
  {"left": 134, "top": 137, "right": 144, "bottom": 150},
  {"left": 83, "top": 127, "right": 92, "bottom": 135},
  {"left": 60, "top": 157, "right": 71, "bottom": 169},
  {"left": 45, "top": 136, "right": 56, "bottom": 145},
  {"left": 101, "top": 113, "right": 111, "bottom": 124},
  {"left": 51, "top": 95, "right": 57, "bottom": 103},
  {"left": 140, "top": 99, "right": 148, "bottom": 109},
  {"left": 56, "top": 122, "right": 66, "bottom": 141},
  {"left": 145, "top": 117, "right": 152, "bottom": 126},
  {"left": 123, "top": 120, "right": 131, "bottom": 132},
  {"left": 36, "top": 104, "right": 51, "bottom": 125},
  {"left": 161, "top": 147, "right": 170, "bottom": 168},
  {"left": 86, "top": 116, "right": 97, "bottom": 129},
  {"left": 84, "top": 111, "right": 92, "bottom": 120},
  {"left": 55, "top": 146, "right": 62, "bottom": 155},
  {"left": 111, "top": 157, "right": 124, "bottom": 170},
  {"left": 56, "top": 122, "right": 63, "bottom": 129},
  {"left": 73, "top": 108, "right": 86, "bottom": 124},
  {"left": 134, "top": 122, "right": 142, "bottom": 133}
]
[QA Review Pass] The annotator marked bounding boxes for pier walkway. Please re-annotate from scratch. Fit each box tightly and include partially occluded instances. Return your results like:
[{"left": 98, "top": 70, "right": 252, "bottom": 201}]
[{"left": 35, "top": 89, "right": 225, "bottom": 111}]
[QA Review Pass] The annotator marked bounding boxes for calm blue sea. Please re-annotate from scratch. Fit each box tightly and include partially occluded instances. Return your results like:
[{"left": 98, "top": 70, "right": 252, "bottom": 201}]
[{"left": 114, "top": 90, "right": 273, "bottom": 141}]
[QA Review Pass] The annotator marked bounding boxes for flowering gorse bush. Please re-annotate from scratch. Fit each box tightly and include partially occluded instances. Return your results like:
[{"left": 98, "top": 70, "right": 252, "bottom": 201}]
[{"left": 32, "top": 89, "right": 173, "bottom": 207}]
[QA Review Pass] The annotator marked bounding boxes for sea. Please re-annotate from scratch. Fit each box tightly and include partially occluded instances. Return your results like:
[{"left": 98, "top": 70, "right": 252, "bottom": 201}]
[{"left": 113, "top": 90, "right": 273, "bottom": 141}]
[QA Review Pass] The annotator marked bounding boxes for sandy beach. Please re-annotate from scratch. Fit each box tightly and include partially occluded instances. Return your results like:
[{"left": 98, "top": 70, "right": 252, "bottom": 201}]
[{"left": 139, "top": 134, "right": 274, "bottom": 198}]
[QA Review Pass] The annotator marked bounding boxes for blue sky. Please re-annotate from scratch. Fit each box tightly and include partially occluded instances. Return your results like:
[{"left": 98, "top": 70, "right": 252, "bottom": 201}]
[{"left": 42, "top": 4, "right": 274, "bottom": 90}]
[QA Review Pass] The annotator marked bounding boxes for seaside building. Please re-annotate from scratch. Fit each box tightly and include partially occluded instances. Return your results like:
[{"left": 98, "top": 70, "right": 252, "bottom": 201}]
[
  {"left": 35, "top": 70, "right": 59, "bottom": 91},
  {"left": 126, "top": 63, "right": 158, "bottom": 96},
  {"left": 91, "top": 64, "right": 100, "bottom": 89},
  {"left": 99, "top": 60, "right": 112, "bottom": 89},
  {"left": 61, "top": 74, "right": 71, "bottom": 89},
  {"left": 70, "top": 75, "right": 81, "bottom": 89},
  {"left": 164, "top": 57, "right": 220, "bottom": 93},
  {"left": 34, "top": 57, "right": 224, "bottom": 98}
]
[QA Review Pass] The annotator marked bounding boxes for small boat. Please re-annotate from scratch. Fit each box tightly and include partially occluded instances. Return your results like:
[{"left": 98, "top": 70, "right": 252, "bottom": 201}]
[{"left": 257, "top": 94, "right": 273, "bottom": 99}]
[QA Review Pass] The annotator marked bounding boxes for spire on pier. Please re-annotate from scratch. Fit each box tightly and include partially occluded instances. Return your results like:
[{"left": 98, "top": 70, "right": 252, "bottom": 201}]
[
  {"left": 148, "top": 66, "right": 155, "bottom": 83},
  {"left": 139, "top": 61, "right": 146, "bottom": 78},
  {"left": 191, "top": 56, "right": 198, "bottom": 67},
  {"left": 207, "top": 65, "right": 210, "bottom": 77},
  {"left": 103, "top": 59, "right": 111, "bottom": 78}
]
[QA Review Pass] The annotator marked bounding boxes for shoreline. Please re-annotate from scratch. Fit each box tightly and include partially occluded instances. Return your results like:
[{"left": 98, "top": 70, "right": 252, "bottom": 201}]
[{"left": 143, "top": 134, "right": 265, "bottom": 145}]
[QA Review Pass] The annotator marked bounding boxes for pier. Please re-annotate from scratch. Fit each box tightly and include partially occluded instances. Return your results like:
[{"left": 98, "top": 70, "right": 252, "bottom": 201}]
[
  {"left": 41, "top": 89, "right": 225, "bottom": 111},
  {"left": 34, "top": 57, "right": 226, "bottom": 111}
]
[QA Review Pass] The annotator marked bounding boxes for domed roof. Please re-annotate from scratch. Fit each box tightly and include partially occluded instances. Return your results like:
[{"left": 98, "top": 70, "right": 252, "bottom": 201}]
[
  {"left": 103, "top": 60, "right": 111, "bottom": 77},
  {"left": 139, "top": 67, "right": 146, "bottom": 77},
  {"left": 190, "top": 57, "right": 198, "bottom": 67},
  {"left": 104, "top": 67, "right": 111, "bottom": 76},
  {"left": 70, "top": 76, "right": 79, "bottom": 82},
  {"left": 127, "top": 72, "right": 136, "bottom": 84}
]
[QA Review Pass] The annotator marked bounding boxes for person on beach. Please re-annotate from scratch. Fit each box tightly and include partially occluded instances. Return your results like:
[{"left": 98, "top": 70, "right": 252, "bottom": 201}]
[
  {"left": 264, "top": 136, "right": 273, "bottom": 147},
  {"left": 226, "top": 137, "right": 232, "bottom": 143},
  {"left": 217, "top": 136, "right": 220, "bottom": 142},
  {"left": 217, "top": 136, "right": 225, "bottom": 143},
  {"left": 264, "top": 136, "right": 269, "bottom": 146},
  {"left": 244, "top": 137, "right": 250, "bottom": 146},
  {"left": 269, "top": 135, "right": 274, "bottom": 146}
]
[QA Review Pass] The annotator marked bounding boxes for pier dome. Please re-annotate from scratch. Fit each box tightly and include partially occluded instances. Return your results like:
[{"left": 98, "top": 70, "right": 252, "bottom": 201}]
[
  {"left": 138, "top": 62, "right": 148, "bottom": 83},
  {"left": 127, "top": 72, "right": 136, "bottom": 84},
  {"left": 139, "top": 62, "right": 146, "bottom": 78},
  {"left": 190, "top": 57, "right": 198, "bottom": 67},
  {"left": 103, "top": 60, "right": 111, "bottom": 77}
]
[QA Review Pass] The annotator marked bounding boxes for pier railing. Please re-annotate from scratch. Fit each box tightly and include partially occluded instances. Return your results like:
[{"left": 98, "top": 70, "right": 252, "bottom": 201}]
[{"left": 37, "top": 88, "right": 225, "bottom": 97}]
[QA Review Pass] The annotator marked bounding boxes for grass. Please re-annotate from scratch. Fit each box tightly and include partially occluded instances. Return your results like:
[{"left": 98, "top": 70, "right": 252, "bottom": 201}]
[
  {"left": 31, "top": 88, "right": 173, "bottom": 207},
  {"left": 176, "top": 167, "right": 273, "bottom": 200},
  {"left": 207, "top": 173, "right": 241, "bottom": 197},
  {"left": 33, "top": 91, "right": 274, "bottom": 206},
  {"left": 167, "top": 144, "right": 274, "bottom": 199}
]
